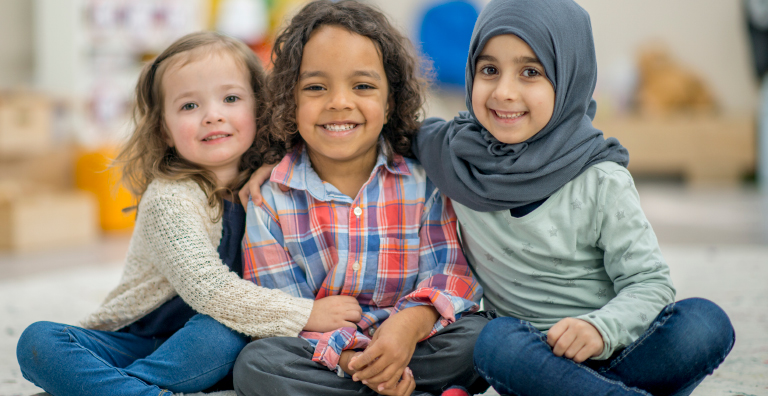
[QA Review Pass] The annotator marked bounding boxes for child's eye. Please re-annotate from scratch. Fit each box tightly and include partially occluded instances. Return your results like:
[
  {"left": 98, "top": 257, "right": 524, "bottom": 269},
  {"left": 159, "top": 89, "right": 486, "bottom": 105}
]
[
  {"left": 224, "top": 95, "right": 239, "bottom": 103},
  {"left": 181, "top": 103, "right": 198, "bottom": 111},
  {"left": 522, "top": 68, "right": 542, "bottom": 78},
  {"left": 480, "top": 65, "right": 498, "bottom": 75},
  {"left": 354, "top": 83, "right": 375, "bottom": 90},
  {"left": 303, "top": 85, "right": 325, "bottom": 91}
]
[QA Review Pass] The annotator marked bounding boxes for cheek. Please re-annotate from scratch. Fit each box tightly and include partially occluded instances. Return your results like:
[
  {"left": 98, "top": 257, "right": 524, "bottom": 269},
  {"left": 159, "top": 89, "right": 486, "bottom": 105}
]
[
  {"left": 367, "top": 100, "right": 388, "bottom": 123},
  {"left": 471, "top": 83, "right": 489, "bottom": 114},
  {"left": 295, "top": 100, "right": 314, "bottom": 130},
  {"left": 233, "top": 111, "right": 256, "bottom": 132},
  {"left": 165, "top": 118, "right": 196, "bottom": 146},
  {"left": 531, "top": 89, "right": 555, "bottom": 120},
  {"left": 471, "top": 85, "right": 481, "bottom": 109}
]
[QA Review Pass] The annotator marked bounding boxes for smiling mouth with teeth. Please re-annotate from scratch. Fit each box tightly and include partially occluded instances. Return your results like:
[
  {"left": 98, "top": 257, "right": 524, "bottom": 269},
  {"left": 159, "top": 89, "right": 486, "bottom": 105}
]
[
  {"left": 493, "top": 110, "right": 526, "bottom": 119},
  {"left": 323, "top": 123, "right": 357, "bottom": 132},
  {"left": 202, "top": 134, "right": 230, "bottom": 141}
]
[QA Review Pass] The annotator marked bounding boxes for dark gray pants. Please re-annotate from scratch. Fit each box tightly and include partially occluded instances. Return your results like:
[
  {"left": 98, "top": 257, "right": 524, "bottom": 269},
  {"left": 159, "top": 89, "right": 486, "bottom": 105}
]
[{"left": 233, "top": 312, "right": 493, "bottom": 396}]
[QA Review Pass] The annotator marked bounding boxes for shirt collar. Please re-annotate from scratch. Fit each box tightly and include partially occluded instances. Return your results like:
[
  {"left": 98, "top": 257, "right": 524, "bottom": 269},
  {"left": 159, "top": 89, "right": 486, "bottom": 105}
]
[{"left": 270, "top": 142, "right": 411, "bottom": 202}]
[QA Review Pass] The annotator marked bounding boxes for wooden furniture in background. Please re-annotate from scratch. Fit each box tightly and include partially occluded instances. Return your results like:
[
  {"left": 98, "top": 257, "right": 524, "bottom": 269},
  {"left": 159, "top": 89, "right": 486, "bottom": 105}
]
[
  {"left": 0, "top": 186, "right": 98, "bottom": 252},
  {"left": 0, "top": 93, "right": 51, "bottom": 157},
  {"left": 593, "top": 114, "right": 756, "bottom": 185}
]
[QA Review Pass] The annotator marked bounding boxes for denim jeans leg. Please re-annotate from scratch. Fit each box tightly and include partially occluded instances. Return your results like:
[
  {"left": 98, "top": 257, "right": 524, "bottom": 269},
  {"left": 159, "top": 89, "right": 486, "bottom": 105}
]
[
  {"left": 474, "top": 317, "right": 651, "bottom": 396},
  {"left": 125, "top": 313, "right": 249, "bottom": 393},
  {"left": 589, "top": 298, "right": 735, "bottom": 396},
  {"left": 16, "top": 321, "right": 172, "bottom": 396}
]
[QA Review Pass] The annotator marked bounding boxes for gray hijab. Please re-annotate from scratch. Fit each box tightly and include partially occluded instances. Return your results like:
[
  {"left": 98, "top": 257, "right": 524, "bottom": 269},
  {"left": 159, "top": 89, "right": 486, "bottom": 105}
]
[{"left": 414, "top": 0, "right": 629, "bottom": 212}]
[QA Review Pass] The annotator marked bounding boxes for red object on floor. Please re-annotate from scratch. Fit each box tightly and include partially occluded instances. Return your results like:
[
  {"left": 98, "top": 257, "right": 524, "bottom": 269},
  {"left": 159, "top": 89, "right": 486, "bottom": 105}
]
[{"left": 441, "top": 386, "right": 470, "bottom": 396}]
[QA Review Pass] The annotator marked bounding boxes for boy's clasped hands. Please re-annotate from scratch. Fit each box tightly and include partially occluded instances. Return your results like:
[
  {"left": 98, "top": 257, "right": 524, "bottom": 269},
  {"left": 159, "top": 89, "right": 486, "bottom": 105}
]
[
  {"left": 305, "top": 295, "right": 436, "bottom": 396},
  {"left": 348, "top": 306, "right": 438, "bottom": 396}
]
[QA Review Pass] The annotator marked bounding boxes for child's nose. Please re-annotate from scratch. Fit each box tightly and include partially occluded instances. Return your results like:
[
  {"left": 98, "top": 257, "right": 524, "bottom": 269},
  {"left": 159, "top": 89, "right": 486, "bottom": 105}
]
[
  {"left": 493, "top": 75, "right": 520, "bottom": 101},
  {"left": 327, "top": 89, "right": 354, "bottom": 110},
  {"left": 203, "top": 107, "right": 225, "bottom": 124}
]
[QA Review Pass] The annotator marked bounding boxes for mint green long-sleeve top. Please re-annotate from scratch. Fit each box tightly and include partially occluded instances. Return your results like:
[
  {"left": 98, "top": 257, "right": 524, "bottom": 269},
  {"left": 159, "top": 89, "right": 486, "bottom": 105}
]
[{"left": 455, "top": 162, "right": 676, "bottom": 360}]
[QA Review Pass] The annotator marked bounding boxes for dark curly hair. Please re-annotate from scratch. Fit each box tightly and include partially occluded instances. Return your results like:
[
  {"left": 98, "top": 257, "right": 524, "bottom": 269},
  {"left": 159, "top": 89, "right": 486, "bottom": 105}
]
[{"left": 267, "top": 0, "right": 429, "bottom": 165}]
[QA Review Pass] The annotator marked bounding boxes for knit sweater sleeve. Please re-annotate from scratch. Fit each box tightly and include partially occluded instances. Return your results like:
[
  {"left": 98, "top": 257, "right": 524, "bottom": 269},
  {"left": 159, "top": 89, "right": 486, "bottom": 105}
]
[
  {"left": 576, "top": 167, "right": 676, "bottom": 359},
  {"left": 138, "top": 190, "right": 314, "bottom": 338}
]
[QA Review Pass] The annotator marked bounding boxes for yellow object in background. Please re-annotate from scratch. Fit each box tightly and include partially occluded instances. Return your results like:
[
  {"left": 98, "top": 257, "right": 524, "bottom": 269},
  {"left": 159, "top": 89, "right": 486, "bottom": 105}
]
[
  {"left": 207, "top": 0, "right": 222, "bottom": 30},
  {"left": 75, "top": 148, "right": 135, "bottom": 232},
  {"left": 269, "top": 0, "right": 310, "bottom": 33}
]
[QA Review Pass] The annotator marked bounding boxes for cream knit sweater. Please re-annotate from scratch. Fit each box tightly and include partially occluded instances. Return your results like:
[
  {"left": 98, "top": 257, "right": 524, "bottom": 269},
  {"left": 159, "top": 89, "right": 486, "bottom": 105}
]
[{"left": 79, "top": 178, "right": 314, "bottom": 337}]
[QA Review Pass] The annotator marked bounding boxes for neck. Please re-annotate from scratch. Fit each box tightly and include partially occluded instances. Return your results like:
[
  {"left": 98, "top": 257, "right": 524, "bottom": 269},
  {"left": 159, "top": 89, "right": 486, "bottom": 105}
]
[
  {"left": 307, "top": 147, "right": 378, "bottom": 200},
  {"left": 210, "top": 167, "right": 239, "bottom": 190}
]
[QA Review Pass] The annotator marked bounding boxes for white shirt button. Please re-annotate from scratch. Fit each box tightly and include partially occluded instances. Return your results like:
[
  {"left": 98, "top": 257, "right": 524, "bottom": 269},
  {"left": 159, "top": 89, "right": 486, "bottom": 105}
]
[
  {"left": 368, "top": 327, "right": 375, "bottom": 336},
  {"left": 352, "top": 261, "right": 360, "bottom": 271},
  {"left": 353, "top": 206, "right": 363, "bottom": 217}
]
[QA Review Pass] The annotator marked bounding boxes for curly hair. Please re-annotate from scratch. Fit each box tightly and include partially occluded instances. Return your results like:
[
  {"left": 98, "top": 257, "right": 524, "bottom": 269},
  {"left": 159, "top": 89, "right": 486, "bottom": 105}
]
[
  {"left": 267, "top": 0, "right": 429, "bottom": 165},
  {"left": 114, "top": 31, "right": 274, "bottom": 219}
]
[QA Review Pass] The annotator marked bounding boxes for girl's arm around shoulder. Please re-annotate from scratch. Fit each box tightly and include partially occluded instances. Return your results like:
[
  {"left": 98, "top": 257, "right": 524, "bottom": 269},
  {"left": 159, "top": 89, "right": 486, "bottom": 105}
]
[
  {"left": 579, "top": 164, "right": 676, "bottom": 359},
  {"left": 137, "top": 179, "right": 314, "bottom": 338}
]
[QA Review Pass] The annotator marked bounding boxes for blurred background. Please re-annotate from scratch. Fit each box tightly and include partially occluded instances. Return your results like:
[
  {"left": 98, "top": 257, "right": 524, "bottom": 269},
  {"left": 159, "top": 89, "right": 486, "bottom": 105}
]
[
  {"left": 0, "top": 0, "right": 765, "bottom": 250},
  {"left": 0, "top": 0, "right": 766, "bottom": 395}
]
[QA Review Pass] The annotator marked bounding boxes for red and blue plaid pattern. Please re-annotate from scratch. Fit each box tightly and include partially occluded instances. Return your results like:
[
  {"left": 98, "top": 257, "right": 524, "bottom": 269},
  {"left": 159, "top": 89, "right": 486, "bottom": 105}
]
[{"left": 243, "top": 147, "right": 481, "bottom": 370}]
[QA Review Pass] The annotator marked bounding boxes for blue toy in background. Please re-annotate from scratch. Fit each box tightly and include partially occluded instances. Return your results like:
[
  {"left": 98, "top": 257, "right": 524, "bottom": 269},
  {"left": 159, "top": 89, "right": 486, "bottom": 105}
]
[{"left": 418, "top": 0, "right": 479, "bottom": 88}]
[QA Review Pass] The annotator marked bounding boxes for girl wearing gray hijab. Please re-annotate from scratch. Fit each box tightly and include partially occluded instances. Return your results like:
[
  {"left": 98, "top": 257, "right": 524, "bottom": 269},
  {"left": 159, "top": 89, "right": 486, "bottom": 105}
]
[{"left": 411, "top": 0, "right": 734, "bottom": 395}]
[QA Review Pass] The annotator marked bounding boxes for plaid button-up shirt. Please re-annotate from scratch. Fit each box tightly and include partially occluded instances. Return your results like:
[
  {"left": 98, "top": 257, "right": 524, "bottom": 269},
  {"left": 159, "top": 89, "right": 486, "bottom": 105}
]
[{"left": 242, "top": 146, "right": 481, "bottom": 370}]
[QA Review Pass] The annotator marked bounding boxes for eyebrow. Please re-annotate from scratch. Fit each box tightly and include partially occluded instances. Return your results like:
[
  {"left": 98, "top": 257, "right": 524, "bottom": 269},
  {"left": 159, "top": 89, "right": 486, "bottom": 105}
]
[
  {"left": 169, "top": 91, "right": 195, "bottom": 104},
  {"left": 299, "top": 70, "right": 382, "bottom": 81},
  {"left": 299, "top": 70, "right": 327, "bottom": 80},
  {"left": 476, "top": 54, "right": 542, "bottom": 65},
  {"left": 351, "top": 70, "right": 382, "bottom": 80},
  {"left": 169, "top": 84, "right": 247, "bottom": 103}
]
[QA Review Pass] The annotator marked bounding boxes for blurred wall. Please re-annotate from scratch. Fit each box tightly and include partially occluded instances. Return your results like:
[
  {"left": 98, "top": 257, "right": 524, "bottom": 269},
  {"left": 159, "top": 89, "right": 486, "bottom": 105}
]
[
  {"left": 369, "top": 0, "right": 758, "bottom": 114},
  {"left": 0, "top": 0, "right": 759, "bottom": 113},
  {"left": 0, "top": 0, "right": 34, "bottom": 89},
  {"left": 580, "top": 0, "right": 757, "bottom": 114}
]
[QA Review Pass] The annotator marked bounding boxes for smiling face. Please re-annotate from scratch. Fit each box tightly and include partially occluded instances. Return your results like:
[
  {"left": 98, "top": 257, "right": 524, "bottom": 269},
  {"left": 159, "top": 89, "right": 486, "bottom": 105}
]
[
  {"left": 162, "top": 50, "right": 256, "bottom": 185},
  {"left": 295, "top": 25, "right": 389, "bottom": 173},
  {"left": 471, "top": 34, "right": 555, "bottom": 144}
]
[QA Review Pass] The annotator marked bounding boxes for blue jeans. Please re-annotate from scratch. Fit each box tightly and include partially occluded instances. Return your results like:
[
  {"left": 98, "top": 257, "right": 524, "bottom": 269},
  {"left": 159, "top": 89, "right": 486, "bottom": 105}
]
[
  {"left": 474, "top": 298, "right": 734, "bottom": 396},
  {"left": 16, "top": 313, "right": 249, "bottom": 396}
]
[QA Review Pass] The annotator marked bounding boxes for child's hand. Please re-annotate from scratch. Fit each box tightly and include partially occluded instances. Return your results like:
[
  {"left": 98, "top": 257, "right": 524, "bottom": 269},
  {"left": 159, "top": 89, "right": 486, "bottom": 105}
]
[
  {"left": 339, "top": 350, "right": 363, "bottom": 377},
  {"left": 546, "top": 318, "right": 604, "bottom": 363},
  {"left": 304, "top": 295, "right": 363, "bottom": 332},
  {"left": 237, "top": 162, "right": 282, "bottom": 209},
  {"left": 374, "top": 367, "right": 416, "bottom": 396},
  {"left": 342, "top": 349, "right": 416, "bottom": 396},
  {"left": 349, "top": 306, "right": 438, "bottom": 393}
]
